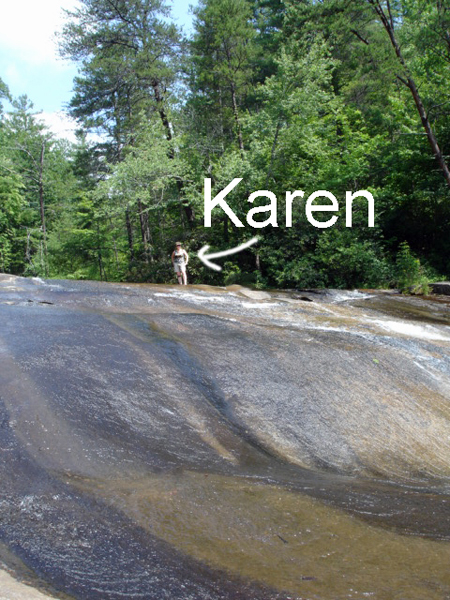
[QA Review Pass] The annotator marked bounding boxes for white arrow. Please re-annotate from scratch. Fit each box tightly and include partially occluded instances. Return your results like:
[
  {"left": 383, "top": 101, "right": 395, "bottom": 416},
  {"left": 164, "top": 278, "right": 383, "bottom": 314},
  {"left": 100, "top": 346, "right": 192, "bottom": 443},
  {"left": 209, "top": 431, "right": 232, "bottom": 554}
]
[{"left": 198, "top": 237, "right": 259, "bottom": 271}]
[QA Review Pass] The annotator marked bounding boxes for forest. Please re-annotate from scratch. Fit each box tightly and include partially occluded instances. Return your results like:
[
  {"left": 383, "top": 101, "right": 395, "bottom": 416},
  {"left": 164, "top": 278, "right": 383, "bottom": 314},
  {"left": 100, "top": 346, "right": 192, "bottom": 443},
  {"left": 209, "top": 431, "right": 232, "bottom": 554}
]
[{"left": 1, "top": 0, "right": 449, "bottom": 290}]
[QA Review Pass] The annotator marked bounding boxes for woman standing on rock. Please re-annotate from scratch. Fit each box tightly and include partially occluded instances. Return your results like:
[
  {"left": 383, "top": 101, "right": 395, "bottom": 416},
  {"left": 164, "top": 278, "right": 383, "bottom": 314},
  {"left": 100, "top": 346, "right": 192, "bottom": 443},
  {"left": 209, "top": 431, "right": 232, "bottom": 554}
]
[{"left": 171, "top": 241, "right": 189, "bottom": 285}]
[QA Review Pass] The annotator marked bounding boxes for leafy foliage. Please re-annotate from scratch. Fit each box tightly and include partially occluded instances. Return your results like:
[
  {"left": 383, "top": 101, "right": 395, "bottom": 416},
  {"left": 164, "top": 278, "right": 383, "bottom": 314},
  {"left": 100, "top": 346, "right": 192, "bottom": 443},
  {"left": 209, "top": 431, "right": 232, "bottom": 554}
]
[{"left": 1, "top": 0, "right": 449, "bottom": 290}]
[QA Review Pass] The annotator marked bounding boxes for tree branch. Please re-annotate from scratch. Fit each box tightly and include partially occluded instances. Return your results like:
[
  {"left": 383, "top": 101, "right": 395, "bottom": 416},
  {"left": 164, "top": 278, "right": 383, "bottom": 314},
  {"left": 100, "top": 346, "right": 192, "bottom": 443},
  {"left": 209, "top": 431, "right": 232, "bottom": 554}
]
[{"left": 350, "top": 29, "right": 370, "bottom": 45}]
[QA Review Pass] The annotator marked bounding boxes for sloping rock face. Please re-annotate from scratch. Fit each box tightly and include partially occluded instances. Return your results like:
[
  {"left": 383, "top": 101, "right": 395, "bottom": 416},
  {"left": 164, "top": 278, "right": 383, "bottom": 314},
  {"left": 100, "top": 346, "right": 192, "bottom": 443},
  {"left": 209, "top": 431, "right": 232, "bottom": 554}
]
[{"left": 1, "top": 275, "right": 450, "bottom": 599}]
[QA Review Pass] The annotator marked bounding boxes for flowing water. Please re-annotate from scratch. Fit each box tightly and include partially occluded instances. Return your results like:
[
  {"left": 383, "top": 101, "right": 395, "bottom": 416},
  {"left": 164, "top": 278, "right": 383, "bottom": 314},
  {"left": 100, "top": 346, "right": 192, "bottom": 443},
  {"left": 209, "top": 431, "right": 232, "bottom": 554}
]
[{"left": 1, "top": 274, "right": 450, "bottom": 599}]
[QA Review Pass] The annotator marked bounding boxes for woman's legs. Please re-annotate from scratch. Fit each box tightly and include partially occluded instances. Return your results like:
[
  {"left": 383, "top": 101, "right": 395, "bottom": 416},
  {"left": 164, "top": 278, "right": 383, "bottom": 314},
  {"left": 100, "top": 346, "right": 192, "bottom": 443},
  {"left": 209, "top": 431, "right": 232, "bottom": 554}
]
[{"left": 176, "top": 270, "right": 183, "bottom": 285}]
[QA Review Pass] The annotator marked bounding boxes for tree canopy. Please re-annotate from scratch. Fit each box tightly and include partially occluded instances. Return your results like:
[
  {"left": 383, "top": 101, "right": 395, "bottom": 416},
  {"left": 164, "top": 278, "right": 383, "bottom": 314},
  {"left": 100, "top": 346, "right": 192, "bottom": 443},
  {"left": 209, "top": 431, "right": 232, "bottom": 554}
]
[{"left": 1, "top": 0, "right": 449, "bottom": 289}]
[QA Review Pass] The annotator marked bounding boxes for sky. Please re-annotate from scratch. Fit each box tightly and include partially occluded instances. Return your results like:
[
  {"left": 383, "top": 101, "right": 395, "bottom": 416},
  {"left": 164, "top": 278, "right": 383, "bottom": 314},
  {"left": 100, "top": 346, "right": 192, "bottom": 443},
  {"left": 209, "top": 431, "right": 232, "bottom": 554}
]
[{"left": 0, "top": 0, "right": 195, "bottom": 142}]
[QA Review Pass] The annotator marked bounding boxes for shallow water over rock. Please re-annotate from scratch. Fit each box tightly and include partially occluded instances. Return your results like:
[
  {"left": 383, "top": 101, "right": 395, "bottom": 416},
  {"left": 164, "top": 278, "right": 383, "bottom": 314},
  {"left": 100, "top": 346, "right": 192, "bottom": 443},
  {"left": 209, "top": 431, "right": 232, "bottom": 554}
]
[{"left": 1, "top": 275, "right": 450, "bottom": 599}]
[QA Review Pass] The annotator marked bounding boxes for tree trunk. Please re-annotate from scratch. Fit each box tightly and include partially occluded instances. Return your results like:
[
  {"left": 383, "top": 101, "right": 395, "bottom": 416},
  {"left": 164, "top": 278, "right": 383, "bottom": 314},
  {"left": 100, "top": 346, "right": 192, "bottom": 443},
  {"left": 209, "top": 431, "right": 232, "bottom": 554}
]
[
  {"left": 179, "top": 181, "right": 195, "bottom": 223},
  {"left": 98, "top": 250, "right": 105, "bottom": 281},
  {"left": 368, "top": 0, "right": 450, "bottom": 189},
  {"left": 230, "top": 81, "right": 244, "bottom": 154},
  {"left": 223, "top": 215, "right": 229, "bottom": 243},
  {"left": 38, "top": 141, "right": 48, "bottom": 276},
  {"left": 113, "top": 239, "right": 120, "bottom": 270},
  {"left": 152, "top": 79, "right": 173, "bottom": 142},
  {"left": 137, "top": 199, "right": 153, "bottom": 262},
  {"left": 266, "top": 120, "right": 282, "bottom": 187},
  {"left": 403, "top": 75, "right": 450, "bottom": 188},
  {"left": 125, "top": 207, "right": 135, "bottom": 261},
  {"left": 152, "top": 79, "right": 195, "bottom": 223},
  {"left": 25, "top": 229, "right": 31, "bottom": 266}
]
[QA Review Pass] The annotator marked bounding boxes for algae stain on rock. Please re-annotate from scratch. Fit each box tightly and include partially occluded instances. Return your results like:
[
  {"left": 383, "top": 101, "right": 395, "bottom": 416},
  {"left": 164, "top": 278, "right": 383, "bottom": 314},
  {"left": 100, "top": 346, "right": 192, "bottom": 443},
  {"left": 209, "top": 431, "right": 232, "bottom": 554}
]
[{"left": 72, "top": 470, "right": 450, "bottom": 600}]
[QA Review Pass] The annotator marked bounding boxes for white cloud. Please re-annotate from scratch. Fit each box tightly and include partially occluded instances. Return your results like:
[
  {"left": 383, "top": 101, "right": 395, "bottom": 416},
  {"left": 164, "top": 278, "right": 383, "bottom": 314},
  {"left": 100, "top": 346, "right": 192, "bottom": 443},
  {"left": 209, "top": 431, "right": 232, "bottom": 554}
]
[
  {"left": 4, "top": 63, "right": 23, "bottom": 89},
  {"left": 0, "top": 0, "right": 79, "bottom": 66},
  {"left": 37, "top": 111, "right": 78, "bottom": 143},
  {"left": 37, "top": 111, "right": 105, "bottom": 145}
]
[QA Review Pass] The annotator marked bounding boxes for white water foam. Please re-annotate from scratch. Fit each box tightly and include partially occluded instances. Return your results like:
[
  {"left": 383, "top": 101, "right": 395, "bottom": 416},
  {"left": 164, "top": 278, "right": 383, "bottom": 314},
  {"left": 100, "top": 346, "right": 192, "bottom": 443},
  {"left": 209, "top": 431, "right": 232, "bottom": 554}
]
[
  {"left": 31, "top": 277, "right": 63, "bottom": 290},
  {"left": 331, "top": 290, "right": 372, "bottom": 303},
  {"left": 373, "top": 319, "right": 450, "bottom": 341},
  {"left": 241, "top": 302, "right": 280, "bottom": 309},
  {"left": 153, "top": 291, "right": 237, "bottom": 304}
]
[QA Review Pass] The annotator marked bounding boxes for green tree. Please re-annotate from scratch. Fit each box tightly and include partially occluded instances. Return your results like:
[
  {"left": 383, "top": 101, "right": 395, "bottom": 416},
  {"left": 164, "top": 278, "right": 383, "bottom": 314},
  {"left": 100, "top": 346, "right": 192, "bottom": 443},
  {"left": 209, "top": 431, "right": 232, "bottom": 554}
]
[
  {"left": 59, "top": 0, "right": 181, "bottom": 151},
  {"left": 0, "top": 77, "right": 11, "bottom": 116},
  {"left": 59, "top": 0, "right": 195, "bottom": 244},
  {"left": 2, "top": 97, "right": 80, "bottom": 276},
  {"left": 0, "top": 162, "right": 26, "bottom": 273},
  {"left": 190, "top": 0, "right": 256, "bottom": 154},
  {"left": 365, "top": 0, "right": 450, "bottom": 189},
  {"left": 3, "top": 97, "right": 55, "bottom": 274}
]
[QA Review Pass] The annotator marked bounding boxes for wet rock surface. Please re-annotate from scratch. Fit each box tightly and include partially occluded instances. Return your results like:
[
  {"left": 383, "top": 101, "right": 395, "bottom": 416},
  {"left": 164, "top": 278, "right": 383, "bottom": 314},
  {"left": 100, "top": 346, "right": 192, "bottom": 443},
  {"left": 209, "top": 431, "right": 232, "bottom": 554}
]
[
  {"left": 1, "top": 274, "right": 450, "bottom": 599},
  {"left": 430, "top": 281, "right": 450, "bottom": 296}
]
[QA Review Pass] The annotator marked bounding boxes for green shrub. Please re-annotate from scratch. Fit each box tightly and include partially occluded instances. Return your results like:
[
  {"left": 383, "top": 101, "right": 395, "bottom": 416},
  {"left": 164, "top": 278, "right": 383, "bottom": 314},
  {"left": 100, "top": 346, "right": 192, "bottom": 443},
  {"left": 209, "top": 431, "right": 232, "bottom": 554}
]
[{"left": 395, "top": 242, "right": 429, "bottom": 294}]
